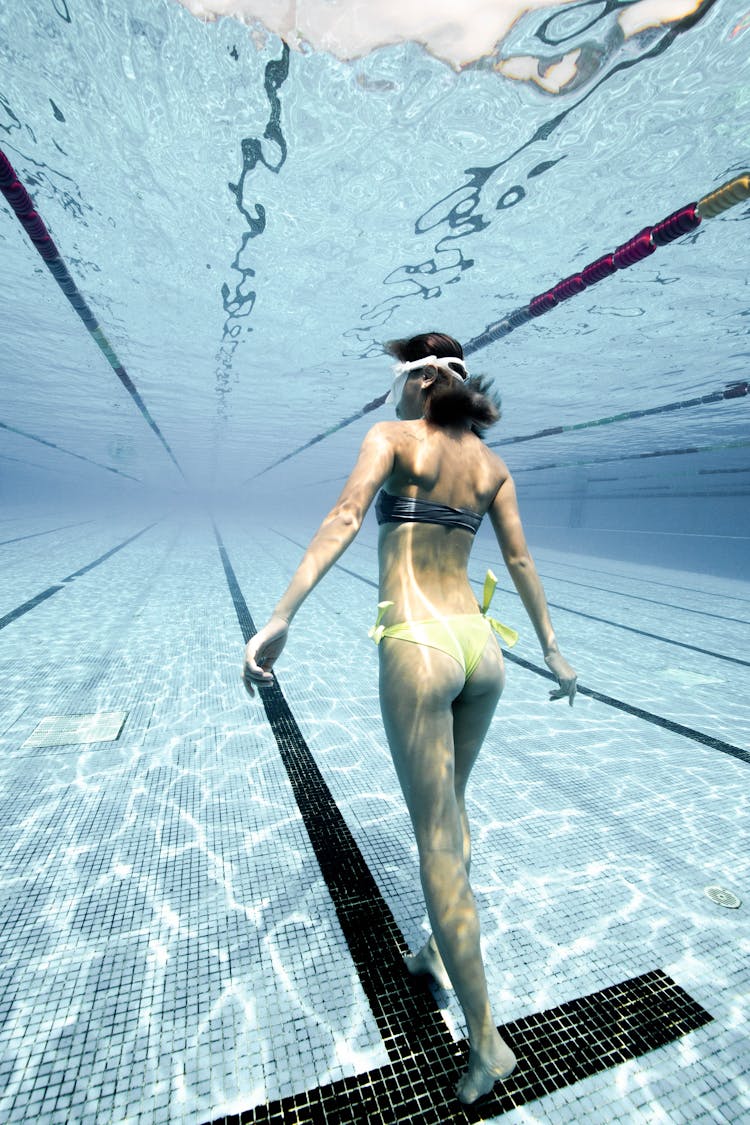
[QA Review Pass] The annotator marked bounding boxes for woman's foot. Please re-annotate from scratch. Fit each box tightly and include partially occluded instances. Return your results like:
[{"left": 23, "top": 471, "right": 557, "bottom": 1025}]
[
  {"left": 404, "top": 937, "right": 452, "bottom": 990},
  {"left": 456, "top": 1040, "right": 517, "bottom": 1105}
]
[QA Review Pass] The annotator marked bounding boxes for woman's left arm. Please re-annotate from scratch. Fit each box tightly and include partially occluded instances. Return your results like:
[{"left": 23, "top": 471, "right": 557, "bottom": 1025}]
[{"left": 243, "top": 423, "right": 394, "bottom": 694}]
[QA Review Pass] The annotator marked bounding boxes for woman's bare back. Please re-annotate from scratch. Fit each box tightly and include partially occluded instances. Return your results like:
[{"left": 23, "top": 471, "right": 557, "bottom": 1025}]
[
  {"left": 381, "top": 418, "right": 506, "bottom": 510},
  {"left": 377, "top": 419, "right": 508, "bottom": 618}
]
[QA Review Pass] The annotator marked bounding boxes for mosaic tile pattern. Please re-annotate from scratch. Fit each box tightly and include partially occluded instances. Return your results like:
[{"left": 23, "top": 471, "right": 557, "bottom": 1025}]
[
  {"left": 0, "top": 516, "right": 747, "bottom": 1124},
  {"left": 201, "top": 971, "right": 712, "bottom": 1125},
  {"left": 214, "top": 528, "right": 720, "bottom": 1124},
  {"left": 502, "top": 649, "right": 750, "bottom": 764},
  {"left": 235, "top": 522, "right": 749, "bottom": 1124},
  {"left": 0, "top": 522, "right": 155, "bottom": 632}
]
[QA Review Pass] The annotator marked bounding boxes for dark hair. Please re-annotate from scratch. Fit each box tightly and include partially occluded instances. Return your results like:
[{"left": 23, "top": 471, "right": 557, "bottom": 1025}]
[{"left": 385, "top": 331, "right": 501, "bottom": 437}]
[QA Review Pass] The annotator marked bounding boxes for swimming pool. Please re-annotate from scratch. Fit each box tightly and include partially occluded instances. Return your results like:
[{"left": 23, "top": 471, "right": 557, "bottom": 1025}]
[{"left": 1, "top": 1, "right": 748, "bottom": 1122}]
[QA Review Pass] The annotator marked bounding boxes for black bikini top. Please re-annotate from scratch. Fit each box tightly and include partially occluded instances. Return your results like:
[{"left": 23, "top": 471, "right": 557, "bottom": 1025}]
[{"left": 375, "top": 490, "right": 483, "bottom": 535}]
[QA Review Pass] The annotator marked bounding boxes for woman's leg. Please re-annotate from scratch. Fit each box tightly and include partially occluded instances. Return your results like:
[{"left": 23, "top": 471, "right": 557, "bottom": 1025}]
[
  {"left": 453, "top": 635, "right": 506, "bottom": 873},
  {"left": 379, "top": 637, "right": 514, "bottom": 1103},
  {"left": 408, "top": 638, "right": 506, "bottom": 987}
]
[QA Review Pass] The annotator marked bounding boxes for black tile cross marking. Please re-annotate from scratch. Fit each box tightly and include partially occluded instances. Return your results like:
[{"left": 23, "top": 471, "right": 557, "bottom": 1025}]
[
  {"left": 213, "top": 526, "right": 714, "bottom": 1124},
  {"left": 205, "top": 972, "right": 711, "bottom": 1125}
]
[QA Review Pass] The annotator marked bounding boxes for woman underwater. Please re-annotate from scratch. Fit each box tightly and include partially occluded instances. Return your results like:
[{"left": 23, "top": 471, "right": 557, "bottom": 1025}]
[{"left": 243, "top": 331, "right": 577, "bottom": 1104}]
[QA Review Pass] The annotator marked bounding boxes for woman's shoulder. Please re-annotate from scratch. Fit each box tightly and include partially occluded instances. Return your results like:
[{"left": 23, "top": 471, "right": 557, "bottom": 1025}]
[
  {"left": 487, "top": 447, "right": 513, "bottom": 495},
  {"left": 476, "top": 442, "right": 511, "bottom": 500},
  {"left": 366, "top": 419, "right": 424, "bottom": 445},
  {"left": 358, "top": 421, "right": 419, "bottom": 467},
  {"left": 481, "top": 440, "right": 510, "bottom": 475}
]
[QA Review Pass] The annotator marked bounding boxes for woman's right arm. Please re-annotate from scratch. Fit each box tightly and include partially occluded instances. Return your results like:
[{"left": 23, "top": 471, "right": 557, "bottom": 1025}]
[
  {"left": 489, "top": 471, "right": 577, "bottom": 704},
  {"left": 242, "top": 423, "right": 395, "bottom": 696}
]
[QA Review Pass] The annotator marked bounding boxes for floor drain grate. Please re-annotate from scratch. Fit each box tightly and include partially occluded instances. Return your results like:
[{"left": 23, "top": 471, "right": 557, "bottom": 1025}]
[
  {"left": 704, "top": 885, "right": 742, "bottom": 909},
  {"left": 22, "top": 711, "right": 128, "bottom": 748}
]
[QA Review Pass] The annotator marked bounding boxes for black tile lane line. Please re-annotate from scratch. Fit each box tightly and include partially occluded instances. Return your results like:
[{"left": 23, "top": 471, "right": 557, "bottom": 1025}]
[
  {"left": 0, "top": 522, "right": 159, "bottom": 631},
  {"left": 0, "top": 586, "right": 64, "bottom": 631},
  {"left": 212, "top": 525, "right": 714, "bottom": 1124},
  {"left": 467, "top": 560, "right": 750, "bottom": 666},
  {"left": 0, "top": 518, "right": 95, "bottom": 547},
  {"left": 510, "top": 567, "right": 748, "bottom": 627},
  {"left": 529, "top": 552, "right": 750, "bottom": 607},
  {"left": 502, "top": 651, "right": 750, "bottom": 766},
  {"left": 202, "top": 972, "right": 712, "bottom": 1125},
  {"left": 60, "top": 520, "right": 159, "bottom": 581},
  {"left": 531, "top": 600, "right": 748, "bottom": 669},
  {"left": 266, "top": 528, "right": 746, "bottom": 765},
  {"left": 466, "top": 547, "right": 748, "bottom": 663}
]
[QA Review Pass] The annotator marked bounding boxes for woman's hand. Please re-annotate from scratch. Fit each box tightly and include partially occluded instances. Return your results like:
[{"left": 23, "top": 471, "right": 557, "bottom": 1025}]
[
  {"left": 544, "top": 649, "right": 577, "bottom": 706},
  {"left": 243, "top": 616, "right": 289, "bottom": 697}
]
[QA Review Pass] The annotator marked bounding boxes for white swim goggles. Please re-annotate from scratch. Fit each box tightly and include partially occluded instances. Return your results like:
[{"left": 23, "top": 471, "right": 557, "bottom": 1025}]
[{"left": 386, "top": 355, "right": 468, "bottom": 405}]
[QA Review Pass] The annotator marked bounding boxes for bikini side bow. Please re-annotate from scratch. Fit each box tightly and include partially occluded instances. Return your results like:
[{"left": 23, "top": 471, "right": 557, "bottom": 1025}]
[
  {"left": 369, "top": 601, "right": 395, "bottom": 645},
  {"left": 481, "top": 569, "right": 519, "bottom": 648}
]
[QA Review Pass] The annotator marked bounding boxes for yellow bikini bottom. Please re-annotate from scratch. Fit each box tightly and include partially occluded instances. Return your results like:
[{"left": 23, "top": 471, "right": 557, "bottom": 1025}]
[{"left": 369, "top": 570, "right": 519, "bottom": 679}]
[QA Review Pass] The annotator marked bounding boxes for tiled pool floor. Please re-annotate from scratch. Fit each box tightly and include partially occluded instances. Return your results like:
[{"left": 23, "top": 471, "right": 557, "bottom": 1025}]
[{"left": 0, "top": 513, "right": 747, "bottom": 1124}]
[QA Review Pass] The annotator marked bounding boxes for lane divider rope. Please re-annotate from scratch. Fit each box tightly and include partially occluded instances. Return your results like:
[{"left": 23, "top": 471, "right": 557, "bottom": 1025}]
[
  {"left": 0, "top": 147, "right": 185, "bottom": 481},
  {"left": 252, "top": 171, "right": 750, "bottom": 476},
  {"left": 464, "top": 172, "right": 750, "bottom": 353},
  {"left": 488, "top": 381, "right": 748, "bottom": 448}
]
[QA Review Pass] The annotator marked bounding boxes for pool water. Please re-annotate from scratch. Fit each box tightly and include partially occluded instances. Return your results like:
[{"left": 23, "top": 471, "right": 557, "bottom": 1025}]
[{"left": 1, "top": 0, "right": 749, "bottom": 1121}]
